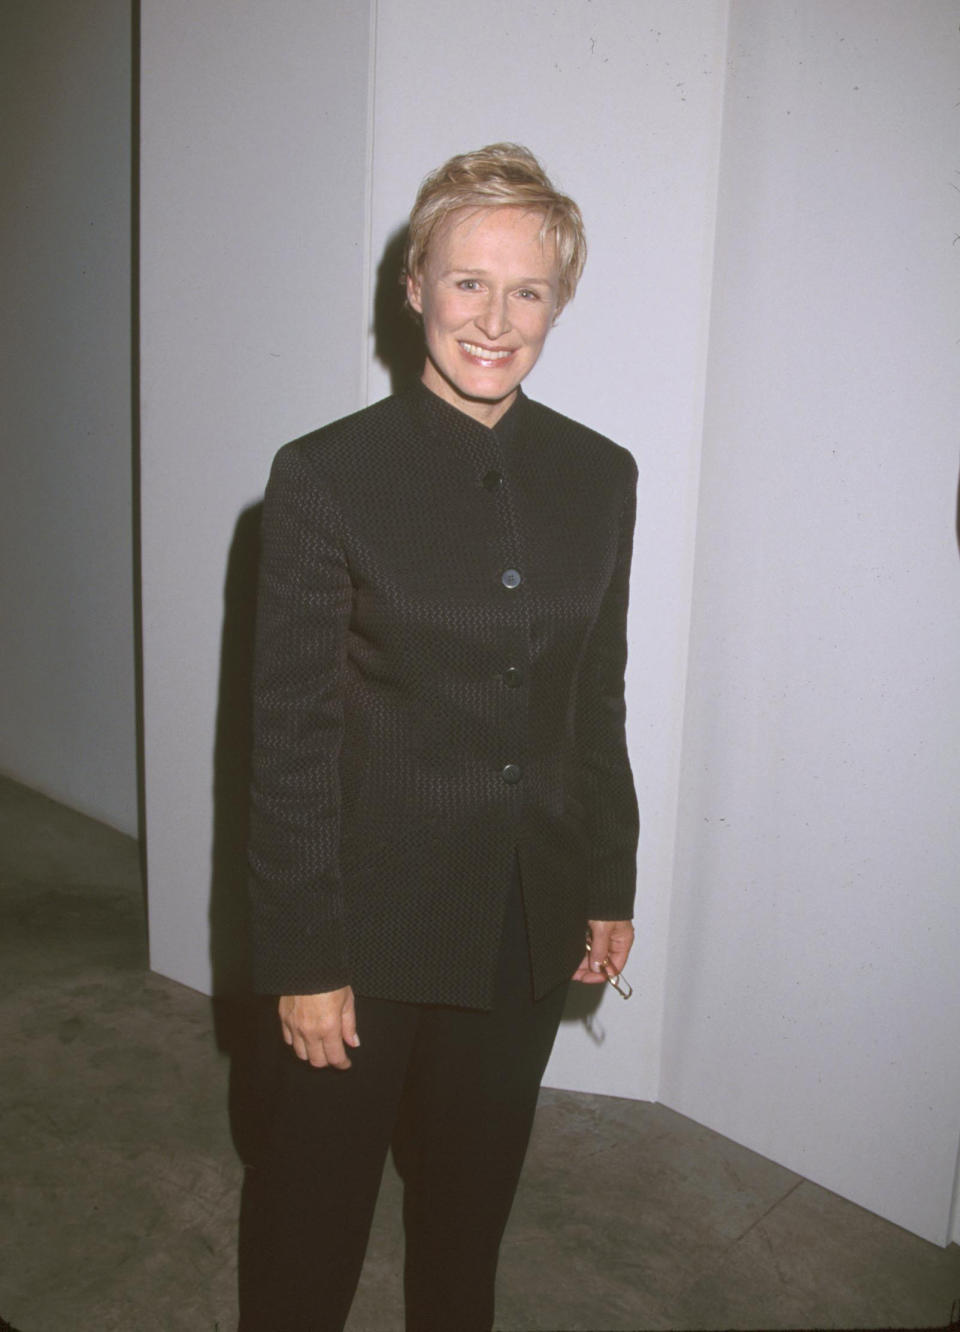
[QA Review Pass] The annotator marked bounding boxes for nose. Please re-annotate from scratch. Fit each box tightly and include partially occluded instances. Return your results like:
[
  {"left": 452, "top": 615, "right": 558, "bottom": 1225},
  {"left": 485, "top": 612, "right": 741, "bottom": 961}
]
[{"left": 475, "top": 291, "right": 510, "bottom": 340}]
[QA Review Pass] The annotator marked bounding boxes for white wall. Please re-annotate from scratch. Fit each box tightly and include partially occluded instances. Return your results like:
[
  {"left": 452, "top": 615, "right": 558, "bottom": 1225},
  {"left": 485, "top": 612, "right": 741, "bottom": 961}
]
[
  {"left": 141, "top": 0, "right": 727, "bottom": 1093},
  {"left": 662, "top": 0, "right": 960, "bottom": 1246},
  {"left": 367, "top": 0, "right": 728, "bottom": 1100},
  {"left": 0, "top": 0, "right": 137, "bottom": 834},
  {"left": 140, "top": 0, "right": 373, "bottom": 989},
  {"left": 140, "top": 0, "right": 960, "bottom": 1244}
]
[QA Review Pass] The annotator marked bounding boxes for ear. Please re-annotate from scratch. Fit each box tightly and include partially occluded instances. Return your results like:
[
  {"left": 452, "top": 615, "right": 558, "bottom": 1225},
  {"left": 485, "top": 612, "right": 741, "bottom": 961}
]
[{"left": 406, "top": 271, "right": 423, "bottom": 315}]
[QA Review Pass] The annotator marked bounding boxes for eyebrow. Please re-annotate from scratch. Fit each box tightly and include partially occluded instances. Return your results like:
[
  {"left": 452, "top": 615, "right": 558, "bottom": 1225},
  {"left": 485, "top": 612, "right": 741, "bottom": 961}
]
[{"left": 443, "top": 268, "right": 554, "bottom": 286}]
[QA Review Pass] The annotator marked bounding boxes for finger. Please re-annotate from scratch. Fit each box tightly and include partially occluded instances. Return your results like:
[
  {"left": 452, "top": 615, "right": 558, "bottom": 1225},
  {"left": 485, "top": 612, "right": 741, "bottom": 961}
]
[
  {"left": 292, "top": 1034, "right": 316, "bottom": 1064},
  {"left": 278, "top": 999, "right": 294, "bottom": 1045},
  {"left": 604, "top": 923, "right": 635, "bottom": 974},
  {"left": 319, "top": 1031, "right": 351, "bottom": 1070},
  {"left": 605, "top": 939, "right": 632, "bottom": 974},
  {"left": 293, "top": 1016, "right": 343, "bottom": 1069},
  {"left": 281, "top": 1010, "right": 320, "bottom": 1064},
  {"left": 572, "top": 952, "right": 608, "bottom": 984},
  {"left": 341, "top": 993, "right": 360, "bottom": 1049},
  {"left": 587, "top": 924, "right": 614, "bottom": 973}
]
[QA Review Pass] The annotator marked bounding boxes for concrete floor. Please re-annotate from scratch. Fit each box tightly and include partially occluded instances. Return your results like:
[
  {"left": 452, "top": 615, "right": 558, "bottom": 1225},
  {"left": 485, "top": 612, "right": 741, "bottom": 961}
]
[{"left": 1, "top": 774, "right": 958, "bottom": 1332}]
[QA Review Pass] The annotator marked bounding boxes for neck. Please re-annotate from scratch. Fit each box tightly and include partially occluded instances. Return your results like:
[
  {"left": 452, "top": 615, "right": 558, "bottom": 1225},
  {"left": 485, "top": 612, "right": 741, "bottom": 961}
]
[{"left": 419, "top": 364, "right": 517, "bottom": 428}]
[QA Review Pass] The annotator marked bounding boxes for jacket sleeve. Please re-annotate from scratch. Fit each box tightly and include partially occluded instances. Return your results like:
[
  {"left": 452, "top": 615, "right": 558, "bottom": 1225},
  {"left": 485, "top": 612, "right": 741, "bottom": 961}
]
[
  {"left": 247, "top": 442, "right": 353, "bottom": 994},
  {"left": 576, "top": 455, "right": 640, "bottom": 921}
]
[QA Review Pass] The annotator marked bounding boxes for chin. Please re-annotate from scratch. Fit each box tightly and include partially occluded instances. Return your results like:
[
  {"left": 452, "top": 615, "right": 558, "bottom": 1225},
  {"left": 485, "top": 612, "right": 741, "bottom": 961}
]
[
  {"left": 454, "top": 360, "right": 528, "bottom": 399},
  {"left": 459, "top": 379, "right": 518, "bottom": 404},
  {"left": 435, "top": 360, "right": 519, "bottom": 405}
]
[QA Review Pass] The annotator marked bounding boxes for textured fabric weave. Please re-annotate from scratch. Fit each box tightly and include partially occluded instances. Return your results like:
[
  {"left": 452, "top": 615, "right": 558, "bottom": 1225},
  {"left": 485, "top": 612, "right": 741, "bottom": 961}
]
[{"left": 248, "top": 382, "right": 639, "bottom": 1006}]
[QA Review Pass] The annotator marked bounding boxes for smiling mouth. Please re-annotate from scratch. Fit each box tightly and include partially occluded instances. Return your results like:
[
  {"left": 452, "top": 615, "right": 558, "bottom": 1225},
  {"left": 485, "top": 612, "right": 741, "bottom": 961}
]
[{"left": 459, "top": 341, "right": 514, "bottom": 362}]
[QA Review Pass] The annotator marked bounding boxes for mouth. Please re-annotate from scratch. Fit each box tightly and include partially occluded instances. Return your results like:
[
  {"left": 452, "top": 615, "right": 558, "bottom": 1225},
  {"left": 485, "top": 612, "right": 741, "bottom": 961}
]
[{"left": 458, "top": 341, "right": 515, "bottom": 366}]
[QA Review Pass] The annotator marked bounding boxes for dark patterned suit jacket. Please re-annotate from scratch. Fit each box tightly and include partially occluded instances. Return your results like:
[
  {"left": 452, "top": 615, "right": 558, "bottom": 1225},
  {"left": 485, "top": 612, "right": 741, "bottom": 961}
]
[{"left": 248, "top": 382, "right": 638, "bottom": 1008}]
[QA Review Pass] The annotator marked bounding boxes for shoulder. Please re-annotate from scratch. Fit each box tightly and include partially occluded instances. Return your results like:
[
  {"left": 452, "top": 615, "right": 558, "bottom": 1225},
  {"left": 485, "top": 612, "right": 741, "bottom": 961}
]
[
  {"left": 272, "top": 394, "right": 410, "bottom": 482},
  {"left": 522, "top": 397, "right": 637, "bottom": 487}
]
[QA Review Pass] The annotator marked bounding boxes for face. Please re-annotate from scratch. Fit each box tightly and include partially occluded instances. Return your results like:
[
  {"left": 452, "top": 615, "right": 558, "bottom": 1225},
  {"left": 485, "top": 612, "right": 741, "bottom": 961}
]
[{"left": 406, "top": 206, "right": 560, "bottom": 426}]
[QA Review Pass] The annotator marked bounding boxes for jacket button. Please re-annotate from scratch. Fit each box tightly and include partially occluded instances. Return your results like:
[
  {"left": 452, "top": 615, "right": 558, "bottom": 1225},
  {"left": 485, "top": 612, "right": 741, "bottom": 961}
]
[
  {"left": 501, "top": 568, "right": 522, "bottom": 589},
  {"left": 482, "top": 469, "right": 504, "bottom": 491},
  {"left": 503, "top": 666, "right": 523, "bottom": 688},
  {"left": 501, "top": 763, "right": 522, "bottom": 784}
]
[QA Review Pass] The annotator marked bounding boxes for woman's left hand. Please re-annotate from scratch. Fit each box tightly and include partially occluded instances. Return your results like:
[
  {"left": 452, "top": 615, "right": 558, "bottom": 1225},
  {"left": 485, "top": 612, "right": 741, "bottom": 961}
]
[{"left": 572, "top": 919, "right": 634, "bottom": 984}]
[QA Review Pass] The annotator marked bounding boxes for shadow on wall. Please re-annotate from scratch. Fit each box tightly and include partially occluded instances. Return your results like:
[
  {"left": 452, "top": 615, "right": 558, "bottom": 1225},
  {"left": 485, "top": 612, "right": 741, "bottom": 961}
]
[
  {"left": 208, "top": 501, "right": 262, "bottom": 1163},
  {"left": 373, "top": 225, "right": 425, "bottom": 394},
  {"left": 209, "top": 501, "right": 261, "bottom": 1003}
]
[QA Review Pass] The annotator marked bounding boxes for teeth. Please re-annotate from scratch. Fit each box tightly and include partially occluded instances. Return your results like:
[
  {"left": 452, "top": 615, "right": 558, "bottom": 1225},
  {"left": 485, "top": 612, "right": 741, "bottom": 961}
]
[{"left": 460, "top": 342, "right": 512, "bottom": 360}]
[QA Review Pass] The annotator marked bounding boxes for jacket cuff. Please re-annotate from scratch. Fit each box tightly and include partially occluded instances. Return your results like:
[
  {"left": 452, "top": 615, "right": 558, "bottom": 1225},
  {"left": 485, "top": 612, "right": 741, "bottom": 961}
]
[{"left": 249, "top": 895, "right": 351, "bottom": 995}]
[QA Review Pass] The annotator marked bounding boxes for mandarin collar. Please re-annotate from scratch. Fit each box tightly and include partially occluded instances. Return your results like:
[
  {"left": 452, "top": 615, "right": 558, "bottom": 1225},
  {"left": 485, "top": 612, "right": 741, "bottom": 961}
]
[{"left": 408, "top": 379, "right": 526, "bottom": 451}]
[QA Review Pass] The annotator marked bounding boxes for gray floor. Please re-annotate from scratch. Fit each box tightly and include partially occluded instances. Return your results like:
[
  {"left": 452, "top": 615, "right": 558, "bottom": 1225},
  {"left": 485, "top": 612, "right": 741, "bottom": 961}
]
[{"left": 1, "top": 775, "right": 958, "bottom": 1332}]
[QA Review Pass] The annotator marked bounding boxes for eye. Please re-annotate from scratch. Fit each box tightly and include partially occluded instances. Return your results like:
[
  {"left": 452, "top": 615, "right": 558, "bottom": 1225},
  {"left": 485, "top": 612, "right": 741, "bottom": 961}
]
[
  {"left": 517, "top": 288, "right": 540, "bottom": 301},
  {"left": 457, "top": 279, "right": 481, "bottom": 291}
]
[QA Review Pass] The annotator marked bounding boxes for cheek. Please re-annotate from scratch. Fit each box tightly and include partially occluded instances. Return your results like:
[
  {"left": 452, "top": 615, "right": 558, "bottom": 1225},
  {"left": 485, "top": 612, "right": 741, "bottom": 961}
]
[
  {"left": 521, "top": 307, "right": 554, "bottom": 348},
  {"left": 423, "top": 292, "right": 466, "bottom": 336}
]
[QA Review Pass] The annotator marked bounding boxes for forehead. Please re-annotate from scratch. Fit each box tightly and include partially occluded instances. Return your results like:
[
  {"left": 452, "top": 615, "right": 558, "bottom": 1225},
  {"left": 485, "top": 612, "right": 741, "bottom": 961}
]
[{"left": 429, "top": 205, "right": 557, "bottom": 273}]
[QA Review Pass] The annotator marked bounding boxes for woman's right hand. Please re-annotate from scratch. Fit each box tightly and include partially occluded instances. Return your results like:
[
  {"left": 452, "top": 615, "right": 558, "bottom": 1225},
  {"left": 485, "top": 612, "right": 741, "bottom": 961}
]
[{"left": 279, "top": 987, "right": 359, "bottom": 1069}]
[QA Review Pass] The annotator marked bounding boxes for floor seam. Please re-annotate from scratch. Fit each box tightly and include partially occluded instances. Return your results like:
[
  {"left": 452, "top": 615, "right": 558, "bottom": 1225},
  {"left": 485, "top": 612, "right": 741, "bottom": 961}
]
[{"left": 725, "top": 1176, "right": 805, "bottom": 1254}]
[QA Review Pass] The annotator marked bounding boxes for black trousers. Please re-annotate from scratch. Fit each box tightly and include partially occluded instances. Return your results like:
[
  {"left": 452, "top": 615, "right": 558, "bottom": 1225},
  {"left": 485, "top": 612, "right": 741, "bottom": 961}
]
[{"left": 238, "top": 867, "right": 568, "bottom": 1332}]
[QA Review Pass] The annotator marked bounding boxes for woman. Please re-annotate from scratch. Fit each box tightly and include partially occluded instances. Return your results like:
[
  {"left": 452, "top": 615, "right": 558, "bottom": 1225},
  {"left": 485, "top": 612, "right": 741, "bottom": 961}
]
[{"left": 241, "top": 143, "right": 638, "bottom": 1332}]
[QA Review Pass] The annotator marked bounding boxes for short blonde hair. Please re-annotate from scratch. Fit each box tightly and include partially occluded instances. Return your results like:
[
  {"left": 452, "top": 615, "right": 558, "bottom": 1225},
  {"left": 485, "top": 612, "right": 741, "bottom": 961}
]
[{"left": 403, "top": 143, "right": 586, "bottom": 313}]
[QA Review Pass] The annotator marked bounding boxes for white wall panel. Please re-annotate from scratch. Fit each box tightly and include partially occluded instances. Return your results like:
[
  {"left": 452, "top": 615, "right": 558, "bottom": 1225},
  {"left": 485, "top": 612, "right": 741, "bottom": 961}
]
[
  {"left": 663, "top": 0, "right": 960, "bottom": 1244},
  {"left": 140, "top": 0, "right": 372, "bottom": 991},
  {"left": 368, "top": 0, "right": 728, "bottom": 1100}
]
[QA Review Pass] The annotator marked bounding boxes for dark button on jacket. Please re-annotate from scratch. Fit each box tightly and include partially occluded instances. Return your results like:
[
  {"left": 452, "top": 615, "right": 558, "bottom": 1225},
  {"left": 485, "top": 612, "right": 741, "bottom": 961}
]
[{"left": 249, "top": 383, "right": 639, "bottom": 1009}]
